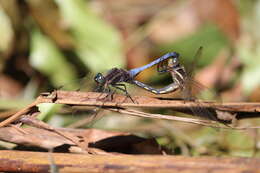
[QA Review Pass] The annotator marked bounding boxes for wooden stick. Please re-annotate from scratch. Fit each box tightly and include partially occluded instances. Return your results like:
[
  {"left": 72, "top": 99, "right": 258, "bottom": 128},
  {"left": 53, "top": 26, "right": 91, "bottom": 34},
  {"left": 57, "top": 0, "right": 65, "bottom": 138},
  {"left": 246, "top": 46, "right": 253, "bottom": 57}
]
[{"left": 0, "top": 150, "right": 259, "bottom": 173}]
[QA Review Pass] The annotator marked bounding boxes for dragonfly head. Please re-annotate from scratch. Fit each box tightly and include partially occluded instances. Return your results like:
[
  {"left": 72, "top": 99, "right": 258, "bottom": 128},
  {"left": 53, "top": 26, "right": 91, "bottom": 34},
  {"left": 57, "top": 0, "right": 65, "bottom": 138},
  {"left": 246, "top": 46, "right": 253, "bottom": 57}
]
[
  {"left": 158, "top": 53, "right": 181, "bottom": 73},
  {"left": 94, "top": 73, "right": 105, "bottom": 85},
  {"left": 168, "top": 56, "right": 180, "bottom": 69}
]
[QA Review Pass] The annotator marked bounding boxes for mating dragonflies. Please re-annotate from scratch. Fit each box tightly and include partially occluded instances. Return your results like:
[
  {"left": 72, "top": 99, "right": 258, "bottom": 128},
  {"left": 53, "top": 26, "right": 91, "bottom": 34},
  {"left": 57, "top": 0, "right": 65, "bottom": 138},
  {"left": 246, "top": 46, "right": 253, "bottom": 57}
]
[
  {"left": 94, "top": 47, "right": 219, "bottom": 121},
  {"left": 67, "top": 53, "right": 182, "bottom": 127},
  {"left": 94, "top": 52, "right": 183, "bottom": 100},
  {"left": 65, "top": 48, "right": 219, "bottom": 128}
]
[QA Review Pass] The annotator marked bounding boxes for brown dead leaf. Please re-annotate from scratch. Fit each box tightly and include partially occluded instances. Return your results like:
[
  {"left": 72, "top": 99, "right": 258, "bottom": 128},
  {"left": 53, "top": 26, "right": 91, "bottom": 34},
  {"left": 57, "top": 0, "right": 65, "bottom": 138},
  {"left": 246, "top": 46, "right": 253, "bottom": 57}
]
[{"left": 0, "top": 126, "right": 165, "bottom": 154}]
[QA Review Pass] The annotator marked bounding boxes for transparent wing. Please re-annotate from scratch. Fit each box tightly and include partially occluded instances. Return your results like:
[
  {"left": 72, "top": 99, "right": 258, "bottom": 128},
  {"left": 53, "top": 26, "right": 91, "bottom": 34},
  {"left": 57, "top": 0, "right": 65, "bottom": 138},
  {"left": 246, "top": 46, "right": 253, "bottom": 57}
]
[
  {"left": 184, "top": 47, "right": 203, "bottom": 99},
  {"left": 181, "top": 47, "right": 220, "bottom": 121},
  {"left": 186, "top": 46, "right": 203, "bottom": 78},
  {"left": 157, "top": 47, "right": 221, "bottom": 121},
  {"left": 182, "top": 77, "right": 220, "bottom": 121},
  {"left": 57, "top": 72, "right": 96, "bottom": 92},
  {"left": 184, "top": 78, "right": 220, "bottom": 101},
  {"left": 56, "top": 72, "right": 111, "bottom": 128}
]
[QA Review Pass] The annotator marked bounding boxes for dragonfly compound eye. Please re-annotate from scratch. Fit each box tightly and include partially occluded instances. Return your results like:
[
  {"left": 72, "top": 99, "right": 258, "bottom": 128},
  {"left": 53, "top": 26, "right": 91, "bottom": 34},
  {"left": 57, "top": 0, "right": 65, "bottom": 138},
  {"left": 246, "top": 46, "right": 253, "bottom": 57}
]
[
  {"left": 173, "top": 57, "right": 179, "bottom": 64},
  {"left": 94, "top": 73, "right": 105, "bottom": 84},
  {"left": 168, "top": 57, "right": 180, "bottom": 68}
]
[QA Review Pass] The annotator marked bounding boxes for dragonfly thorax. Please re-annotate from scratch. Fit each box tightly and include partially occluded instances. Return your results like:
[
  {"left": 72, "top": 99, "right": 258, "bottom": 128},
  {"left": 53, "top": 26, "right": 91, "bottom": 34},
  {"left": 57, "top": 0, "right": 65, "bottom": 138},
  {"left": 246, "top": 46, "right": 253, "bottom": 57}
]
[
  {"left": 94, "top": 68, "right": 133, "bottom": 88},
  {"left": 105, "top": 68, "right": 133, "bottom": 84},
  {"left": 168, "top": 58, "right": 187, "bottom": 90}
]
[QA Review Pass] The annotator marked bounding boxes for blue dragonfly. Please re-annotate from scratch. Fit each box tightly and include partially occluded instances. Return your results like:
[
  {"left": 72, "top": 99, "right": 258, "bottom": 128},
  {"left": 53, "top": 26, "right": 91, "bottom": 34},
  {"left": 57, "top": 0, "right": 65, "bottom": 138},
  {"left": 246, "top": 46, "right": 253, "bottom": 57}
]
[{"left": 94, "top": 52, "right": 184, "bottom": 102}]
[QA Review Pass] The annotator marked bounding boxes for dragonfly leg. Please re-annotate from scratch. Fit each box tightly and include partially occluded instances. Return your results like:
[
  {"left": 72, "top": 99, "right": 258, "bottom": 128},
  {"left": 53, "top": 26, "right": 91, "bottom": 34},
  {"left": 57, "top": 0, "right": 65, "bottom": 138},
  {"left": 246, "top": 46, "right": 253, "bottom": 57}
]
[
  {"left": 95, "top": 86, "right": 114, "bottom": 101},
  {"left": 105, "top": 86, "right": 116, "bottom": 101},
  {"left": 113, "top": 84, "right": 135, "bottom": 103}
]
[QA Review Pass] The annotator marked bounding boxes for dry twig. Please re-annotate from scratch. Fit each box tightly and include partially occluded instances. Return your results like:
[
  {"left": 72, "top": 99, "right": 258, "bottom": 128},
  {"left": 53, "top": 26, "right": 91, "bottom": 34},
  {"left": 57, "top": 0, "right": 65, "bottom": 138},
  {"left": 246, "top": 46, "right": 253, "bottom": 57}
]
[{"left": 0, "top": 90, "right": 260, "bottom": 128}]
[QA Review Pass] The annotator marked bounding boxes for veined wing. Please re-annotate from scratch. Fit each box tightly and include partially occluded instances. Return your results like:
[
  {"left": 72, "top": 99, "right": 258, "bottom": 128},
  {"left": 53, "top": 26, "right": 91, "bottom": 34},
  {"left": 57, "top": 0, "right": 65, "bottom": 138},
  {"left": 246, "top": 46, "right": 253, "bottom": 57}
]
[
  {"left": 57, "top": 73, "right": 111, "bottom": 128},
  {"left": 157, "top": 47, "right": 221, "bottom": 121},
  {"left": 181, "top": 77, "right": 220, "bottom": 121},
  {"left": 182, "top": 47, "right": 221, "bottom": 121}
]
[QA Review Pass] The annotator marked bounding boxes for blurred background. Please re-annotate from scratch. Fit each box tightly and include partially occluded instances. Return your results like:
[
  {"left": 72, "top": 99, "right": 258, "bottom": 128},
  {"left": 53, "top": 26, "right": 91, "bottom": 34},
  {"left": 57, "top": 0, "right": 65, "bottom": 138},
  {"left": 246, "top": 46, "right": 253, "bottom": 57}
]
[{"left": 0, "top": 0, "right": 260, "bottom": 156}]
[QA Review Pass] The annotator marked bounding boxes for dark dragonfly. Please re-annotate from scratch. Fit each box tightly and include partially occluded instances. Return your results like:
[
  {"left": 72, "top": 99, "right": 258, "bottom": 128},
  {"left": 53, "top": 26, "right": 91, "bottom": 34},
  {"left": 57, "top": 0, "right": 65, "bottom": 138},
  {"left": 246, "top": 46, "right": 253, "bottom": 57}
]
[{"left": 94, "top": 52, "right": 184, "bottom": 101}]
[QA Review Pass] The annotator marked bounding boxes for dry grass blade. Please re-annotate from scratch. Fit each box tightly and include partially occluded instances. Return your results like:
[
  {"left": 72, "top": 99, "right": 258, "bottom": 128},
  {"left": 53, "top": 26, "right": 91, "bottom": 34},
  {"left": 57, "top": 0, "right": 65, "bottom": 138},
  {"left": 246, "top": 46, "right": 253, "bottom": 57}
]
[{"left": 108, "top": 107, "right": 222, "bottom": 128}]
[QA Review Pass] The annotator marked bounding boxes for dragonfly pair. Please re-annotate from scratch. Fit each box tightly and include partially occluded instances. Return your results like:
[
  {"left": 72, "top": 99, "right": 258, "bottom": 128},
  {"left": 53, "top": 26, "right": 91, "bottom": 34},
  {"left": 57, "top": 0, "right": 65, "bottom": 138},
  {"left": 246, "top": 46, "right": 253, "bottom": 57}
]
[
  {"left": 94, "top": 52, "right": 185, "bottom": 101},
  {"left": 94, "top": 48, "right": 219, "bottom": 121}
]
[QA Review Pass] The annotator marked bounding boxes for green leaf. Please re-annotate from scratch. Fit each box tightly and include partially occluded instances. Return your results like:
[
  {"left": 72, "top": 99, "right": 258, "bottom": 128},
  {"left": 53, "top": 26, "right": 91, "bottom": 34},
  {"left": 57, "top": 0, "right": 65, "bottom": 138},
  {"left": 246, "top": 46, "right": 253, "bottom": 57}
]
[
  {"left": 158, "top": 23, "right": 229, "bottom": 67},
  {"left": 37, "top": 103, "right": 62, "bottom": 123},
  {"left": 29, "top": 30, "right": 78, "bottom": 89},
  {"left": 55, "top": 0, "right": 125, "bottom": 73}
]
